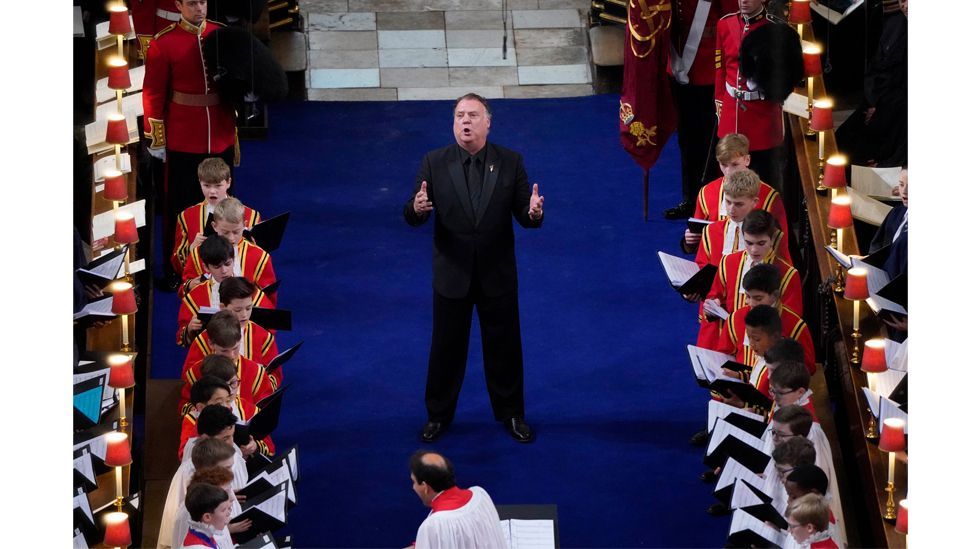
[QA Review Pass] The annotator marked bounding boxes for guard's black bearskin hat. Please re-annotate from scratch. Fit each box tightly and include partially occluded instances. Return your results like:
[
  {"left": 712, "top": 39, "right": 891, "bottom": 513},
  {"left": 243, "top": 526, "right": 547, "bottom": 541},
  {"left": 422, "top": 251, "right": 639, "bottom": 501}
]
[
  {"left": 202, "top": 26, "right": 288, "bottom": 107},
  {"left": 739, "top": 23, "right": 804, "bottom": 104}
]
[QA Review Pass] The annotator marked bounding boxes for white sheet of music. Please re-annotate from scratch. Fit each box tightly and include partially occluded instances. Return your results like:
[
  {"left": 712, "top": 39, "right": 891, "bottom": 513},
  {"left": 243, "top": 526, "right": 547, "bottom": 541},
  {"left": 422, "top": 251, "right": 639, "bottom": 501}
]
[
  {"left": 96, "top": 66, "right": 146, "bottom": 103},
  {"left": 707, "top": 400, "right": 765, "bottom": 433},
  {"left": 285, "top": 447, "right": 299, "bottom": 481},
  {"left": 783, "top": 92, "right": 809, "bottom": 118},
  {"left": 730, "top": 478, "right": 770, "bottom": 510},
  {"left": 74, "top": 449, "right": 95, "bottom": 485},
  {"left": 823, "top": 245, "right": 853, "bottom": 269},
  {"left": 688, "top": 345, "right": 738, "bottom": 384},
  {"left": 865, "top": 294, "right": 907, "bottom": 317},
  {"left": 73, "top": 296, "right": 115, "bottom": 321},
  {"left": 702, "top": 299, "right": 730, "bottom": 320},
  {"left": 73, "top": 431, "right": 110, "bottom": 460},
  {"left": 716, "top": 457, "right": 760, "bottom": 493},
  {"left": 73, "top": 529, "right": 88, "bottom": 549},
  {"left": 861, "top": 387, "right": 881, "bottom": 418},
  {"left": 707, "top": 418, "right": 765, "bottom": 457},
  {"left": 252, "top": 486, "right": 287, "bottom": 522},
  {"left": 848, "top": 186, "right": 893, "bottom": 227},
  {"left": 880, "top": 396, "right": 908, "bottom": 435},
  {"left": 852, "top": 165, "right": 901, "bottom": 198},
  {"left": 93, "top": 153, "right": 132, "bottom": 182},
  {"left": 729, "top": 508, "right": 785, "bottom": 547},
  {"left": 74, "top": 488, "right": 94, "bottom": 523},
  {"left": 658, "top": 251, "right": 700, "bottom": 286},
  {"left": 249, "top": 465, "right": 296, "bottom": 504},
  {"left": 886, "top": 338, "right": 908, "bottom": 372},
  {"left": 850, "top": 258, "right": 891, "bottom": 294},
  {"left": 500, "top": 519, "right": 555, "bottom": 549},
  {"left": 73, "top": 367, "right": 116, "bottom": 407},
  {"left": 873, "top": 369, "right": 906, "bottom": 400}
]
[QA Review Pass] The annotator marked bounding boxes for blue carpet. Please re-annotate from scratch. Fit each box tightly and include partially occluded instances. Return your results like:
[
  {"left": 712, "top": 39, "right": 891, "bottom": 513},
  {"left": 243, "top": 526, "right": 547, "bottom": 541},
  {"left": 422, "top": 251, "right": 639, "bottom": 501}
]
[{"left": 151, "top": 95, "right": 729, "bottom": 547}]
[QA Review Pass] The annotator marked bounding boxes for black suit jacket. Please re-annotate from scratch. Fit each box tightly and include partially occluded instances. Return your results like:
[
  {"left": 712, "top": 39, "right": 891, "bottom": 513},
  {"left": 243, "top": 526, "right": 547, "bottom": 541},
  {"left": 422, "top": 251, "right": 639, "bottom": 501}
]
[
  {"left": 404, "top": 142, "right": 543, "bottom": 299},
  {"left": 868, "top": 205, "right": 907, "bottom": 279}
]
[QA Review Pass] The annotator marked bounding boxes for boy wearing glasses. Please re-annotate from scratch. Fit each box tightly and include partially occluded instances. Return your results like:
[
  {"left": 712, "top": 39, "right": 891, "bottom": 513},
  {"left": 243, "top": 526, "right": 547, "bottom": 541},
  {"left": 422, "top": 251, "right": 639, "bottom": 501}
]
[{"left": 785, "top": 493, "right": 839, "bottom": 548}]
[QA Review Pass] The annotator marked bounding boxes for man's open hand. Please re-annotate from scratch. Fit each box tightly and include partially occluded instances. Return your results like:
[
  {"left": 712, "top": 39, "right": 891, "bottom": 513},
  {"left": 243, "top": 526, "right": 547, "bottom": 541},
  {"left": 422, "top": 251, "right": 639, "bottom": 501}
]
[
  {"left": 414, "top": 181, "right": 433, "bottom": 215},
  {"left": 529, "top": 183, "right": 544, "bottom": 220}
]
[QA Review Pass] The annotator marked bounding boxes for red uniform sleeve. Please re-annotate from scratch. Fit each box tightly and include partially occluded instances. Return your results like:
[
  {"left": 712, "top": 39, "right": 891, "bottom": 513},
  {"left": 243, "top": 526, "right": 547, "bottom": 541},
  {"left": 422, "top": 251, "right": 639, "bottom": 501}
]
[
  {"left": 694, "top": 185, "right": 708, "bottom": 220},
  {"left": 180, "top": 361, "right": 203, "bottom": 415},
  {"left": 181, "top": 249, "right": 206, "bottom": 295},
  {"left": 178, "top": 414, "right": 197, "bottom": 460},
  {"left": 183, "top": 337, "right": 207, "bottom": 376},
  {"left": 714, "top": 20, "right": 727, "bottom": 102},
  {"left": 142, "top": 32, "right": 170, "bottom": 148},
  {"left": 780, "top": 269, "right": 804, "bottom": 316},
  {"left": 176, "top": 294, "right": 200, "bottom": 347}
]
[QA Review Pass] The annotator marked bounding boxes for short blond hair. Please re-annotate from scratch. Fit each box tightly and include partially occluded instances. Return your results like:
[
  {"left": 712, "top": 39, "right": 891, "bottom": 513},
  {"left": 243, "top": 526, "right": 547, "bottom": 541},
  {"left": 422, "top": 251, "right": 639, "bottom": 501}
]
[
  {"left": 197, "top": 157, "right": 231, "bottom": 184},
  {"left": 213, "top": 197, "right": 244, "bottom": 225},
  {"left": 786, "top": 493, "right": 831, "bottom": 532},
  {"left": 723, "top": 169, "right": 761, "bottom": 198},
  {"left": 715, "top": 134, "right": 750, "bottom": 164}
]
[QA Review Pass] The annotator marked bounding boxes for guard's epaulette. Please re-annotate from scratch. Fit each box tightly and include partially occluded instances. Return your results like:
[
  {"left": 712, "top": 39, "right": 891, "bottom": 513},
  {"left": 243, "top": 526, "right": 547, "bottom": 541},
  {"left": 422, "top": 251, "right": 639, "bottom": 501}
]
[
  {"left": 208, "top": 19, "right": 226, "bottom": 28},
  {"left": 719, "top": 12, "right": 738, "bottom": 20},
  {"left": 154, "top": 23, "right": 177, "bottom": 40}
]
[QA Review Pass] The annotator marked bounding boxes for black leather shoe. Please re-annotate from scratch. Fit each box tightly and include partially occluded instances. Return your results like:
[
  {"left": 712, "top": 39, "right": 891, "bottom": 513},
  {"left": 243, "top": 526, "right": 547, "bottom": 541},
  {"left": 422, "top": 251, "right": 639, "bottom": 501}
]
[
  {"left": 689, "top": 429, "right": 709, "bottom": 446},
  {"left": 700, "top": 470, "right": 718, "bottom": 483},
  {"left": 504, "top": 417, "right": 535, "bottom": 443},
  {"left": 663, "top": 200, "right": 693, "bottom": 220},
  {"left": 706, "top": 503, "right": 731, "bottom": 516},
  {"left": 419, "top": 421, "right": 447, "bottom": 443}
]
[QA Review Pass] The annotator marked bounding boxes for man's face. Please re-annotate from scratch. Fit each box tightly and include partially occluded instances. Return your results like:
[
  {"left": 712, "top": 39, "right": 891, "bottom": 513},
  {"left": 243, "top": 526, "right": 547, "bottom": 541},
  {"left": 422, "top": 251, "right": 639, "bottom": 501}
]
[
  {"left": 745, "top": 289, "right": 778, "bottom": 308},
  {"left": 719, "top": 155, "right": 750, "bottom": 177},
  {"left": 771, "top": 383, "right": 803, "bottom": 407},
  {"left": 743, "top": 231, "right": 774, "bottom": 262},
  {"left": 453, "top": 98, "right": 490, "bottom": 154},
  {"left": 739, "top": 0, "right": 764, "bottom": 15},
  {"left": 222, "top": 297, "right": 253, "bottom": 324},
  {"left": 213, "top": 219, "right": 245, "bottom": 245},
  {"left": 177, "top": 0, "right": 207, "bottom": 25},
  {"left": 745, "top": 325, "right": 778, "bottom": 356},
  {"left": 207, "top": 499, "right": 234, "bottom": 531},
  {"left": 204, "top": 258, "right": 235, "bottom": 283},
  {"left": 411, "top": 473, "right": 435, "bottom": 507},
  {"left": 211, "top": 342, "right": 240, "bottom": 361},
  {"left": 897, "top": 169, "right": 908, "bottom": 207},
  {"left": 200, "top": 179, "right": 231, "bottom": 206},
  {"left": 769, "top": 420, "right": 798, "bottom": 447},
  {"left": 725, "top": 195, "right": 758, "bottom": 222}
]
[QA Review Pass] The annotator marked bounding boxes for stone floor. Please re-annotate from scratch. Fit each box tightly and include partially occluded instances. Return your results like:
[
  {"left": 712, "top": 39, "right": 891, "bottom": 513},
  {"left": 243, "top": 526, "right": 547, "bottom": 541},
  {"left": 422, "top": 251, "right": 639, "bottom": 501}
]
[{"left": 300, "top": 0, "right": 594, "bottom": 100}]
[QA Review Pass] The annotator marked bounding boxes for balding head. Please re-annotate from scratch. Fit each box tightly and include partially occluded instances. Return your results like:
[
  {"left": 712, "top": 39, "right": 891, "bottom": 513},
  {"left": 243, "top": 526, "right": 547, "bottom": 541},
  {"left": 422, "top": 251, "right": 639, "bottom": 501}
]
[{"left": 409, "top": 450, "right": 457, "bottom": 507}]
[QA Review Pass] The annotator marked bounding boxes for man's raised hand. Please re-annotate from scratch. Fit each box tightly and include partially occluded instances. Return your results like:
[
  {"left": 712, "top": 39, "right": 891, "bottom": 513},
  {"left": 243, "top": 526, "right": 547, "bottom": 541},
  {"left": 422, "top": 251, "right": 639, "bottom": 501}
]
[
  {"left": 414, "top": 180, "right": 433, "bottom": 215},
  {"left": 529, "top": 183, "right": 544, "bottom": 220}
]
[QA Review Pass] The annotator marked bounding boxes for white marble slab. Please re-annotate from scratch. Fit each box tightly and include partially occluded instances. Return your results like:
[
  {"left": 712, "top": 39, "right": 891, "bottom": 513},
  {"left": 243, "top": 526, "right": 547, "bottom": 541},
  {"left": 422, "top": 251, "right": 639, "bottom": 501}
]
[
  {"left": 448, "top": 47, "right": 517, "bottom": 67},
  {"left": 308, "top": 12, "right": 376, "bottom": 31},
  {"left": 309, "top": 31, "right": 378, "bottom": 51},
  {"left": 378, "top": 29, "right": 446, "bottom": 49},
  {"left": 310, "top": 68, "right": 381, "bottom": 88},
  {"left": 397, "top": 86, "right": 504, "bottom": 101},
  {"left": 512, "top": 9, "right": 583, "bottom": 29},
  {"left": 379, "top": 48, "right": 449, "bottom": 68},
  {"left": 517, "top": 64, "right": 590, "bottom": 85},
  {"left": 309, "top": 49, "right": 379, "bottom": 69}
]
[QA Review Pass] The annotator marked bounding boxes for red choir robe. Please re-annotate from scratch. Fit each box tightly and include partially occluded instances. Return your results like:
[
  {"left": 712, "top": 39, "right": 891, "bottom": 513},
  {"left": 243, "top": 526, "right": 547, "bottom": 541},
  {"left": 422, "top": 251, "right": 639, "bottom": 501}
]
[
  {"left": 693, "top": 175, "right": 788, "bottom": 232},
  {"left": 176, "top": 280, "right": 273, "bottom": 347},
  {"left": 180, "top": 239, "right": 277, "bottom": 304},
  {"left": 171, "top": 200, "right": 260, "bottom": 273},
  {"left": 180, "top": 355, "right": 275, "bottom": 415},
  {"left": 183, "top": 321, "right": 281, "bottom": 386}
]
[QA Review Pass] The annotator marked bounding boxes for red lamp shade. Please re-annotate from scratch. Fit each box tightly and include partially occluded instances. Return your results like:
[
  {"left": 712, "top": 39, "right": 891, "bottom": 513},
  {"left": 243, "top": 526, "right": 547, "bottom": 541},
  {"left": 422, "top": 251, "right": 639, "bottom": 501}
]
[
  {"left": 108, "top": 354, "right": 136, "bottom": 389},
  {"left": 114, "top": 212, "right": 139, "bottom": 244},
  {"left": 110, "top": 281, "right": 138, "bottom": 315},
  {"left": 103, "top": 170, "right": 128, "bottom": 202},
  {"left": 104, "top": 432, "right": 132, "bottom": 467},
  {"left": 823, "top": 155, "right": 848, "bottom": 189},
  {"left": 789, "top": 0, "right": 812, "bottom": 24},
  {"left": 895, "top": 499, "right": 908, "bottom": 534},
  {"left": 878, "top": 418, "right": 907, "bottom": 452},
  {"left": 108, "top": 6, "right": 132, "bottom": 36},
  {"left": 107, "top": 58, "right": 132, "bottom": 90},
  {"left": 105, "top": 114, "right": 129, "bottom": 145},
  {"left": 827, "top": 196, "right": 853, "bottom": 229},
  {"left": 810, "top": 100, "right": 834, "bottom": 131},
  {"left": 844, "top": 267, "right": 870, "bottom": 300},
  {"left": 803, "top": 44, "right": 823, "bottom": 77},
  {"left": 861, "top": 339, "right": 888, "bottom": 373},
  {"left": 104, "top": 511, "right": 132, "bottom": 547}
]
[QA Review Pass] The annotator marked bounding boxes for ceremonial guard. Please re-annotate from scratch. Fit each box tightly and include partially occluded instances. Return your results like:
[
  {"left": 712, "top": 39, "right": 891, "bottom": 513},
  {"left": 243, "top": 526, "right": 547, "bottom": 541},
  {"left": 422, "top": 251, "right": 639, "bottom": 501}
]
[
  {"left": 665, "top": 0, "right": 738, "bottom": 219},
  {"left": 143, "top": 0, "right": 238, "bottom": 286}
]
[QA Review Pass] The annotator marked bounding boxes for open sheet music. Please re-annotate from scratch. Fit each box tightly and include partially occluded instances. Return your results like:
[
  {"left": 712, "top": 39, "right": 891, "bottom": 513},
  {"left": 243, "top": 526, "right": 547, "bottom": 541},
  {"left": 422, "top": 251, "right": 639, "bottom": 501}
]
[
  {"left": 708, "top": 400, "right": 766, "bottom": 437},
  {"left": 879, "top": 396, "right": 908, "bottom": 435},
  {"left": 848, "top": 186, "right": 893, "bottom": 226},
  {"left": 687, "top": 345, "right": 741, "bottom": 386},
  {"left": 500, "top": 519, "right": 556, "bottom": 549},
  {"left": 728, "top": 508, "right": 786, "bottom": 548},
  {"left": 702, "top": 299, "right": 729, "bottom": 320},
  {"left": 659, "top": 252, "right": 701, "bottom": 287},
  {"left": 885, "top": 338, "right": 908, "bottom": 372},
  {"left": 823, "top": 245, "right": 853, "bottom": 270},
  {"left": 852, "top": 164, "right": 901, "bottom": 200}
]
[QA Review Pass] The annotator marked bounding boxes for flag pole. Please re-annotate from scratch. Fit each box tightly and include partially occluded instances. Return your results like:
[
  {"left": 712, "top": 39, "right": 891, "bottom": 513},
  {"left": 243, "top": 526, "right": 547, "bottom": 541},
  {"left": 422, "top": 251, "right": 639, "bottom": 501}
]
[{"left": 643, "top": 169, "right": 649, "bottom": 221}]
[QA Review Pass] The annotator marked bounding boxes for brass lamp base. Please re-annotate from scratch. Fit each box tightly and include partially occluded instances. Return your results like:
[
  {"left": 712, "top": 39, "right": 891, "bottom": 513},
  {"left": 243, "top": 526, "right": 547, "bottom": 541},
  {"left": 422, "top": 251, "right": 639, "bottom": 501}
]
[
  {"left": 884, "top": 481, "right": 897, "bottom": 520},
  {"left": 866, "top": 411, "right": 879, "bottom": 439},
  {"left": 850, "top": 330, "right": 862, "bottom": 365}
]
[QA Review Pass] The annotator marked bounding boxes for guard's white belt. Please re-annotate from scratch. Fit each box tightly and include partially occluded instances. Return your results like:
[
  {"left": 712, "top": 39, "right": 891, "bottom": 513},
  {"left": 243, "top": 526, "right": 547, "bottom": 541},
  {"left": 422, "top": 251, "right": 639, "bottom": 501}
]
[
  {"left": 157, "top": 9, "right": 182, "bottom": 22},
  {"left": 726, "top": 81, "right": 765, "bottom": 101}
]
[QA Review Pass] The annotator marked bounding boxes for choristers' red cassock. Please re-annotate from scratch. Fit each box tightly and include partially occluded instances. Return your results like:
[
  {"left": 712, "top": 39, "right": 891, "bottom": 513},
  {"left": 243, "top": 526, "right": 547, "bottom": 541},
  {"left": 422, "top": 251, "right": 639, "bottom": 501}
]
[
  {"left": 696, "top": 250, "right": 801, "bottom": 349},
  {"left": 180, "top": 240, "right": 277, "bottom": 303},
  {"left": 183, "top": 321, "right": 280, "bottom": 382},
  {"left": 142, "top": 19, "right": 237, "bottom": 155},
  {"left": 176, "top": 280, "right": 274, "bottom": 347},
  {"left": 130, "top": 0, "right": 181, "bottom": 58},
  {"left": 717, "top": 303, "right": 816, "bottom": 397},
  {"left": 695, "top": 218, "right": 790, "bottom": 268},
  {"left": 714, "top": 9, "right": 783, "bottom": 151},
  {"left": 171, "top": 201, "right": 261, "bottom": 273},
  {"left": 180, "top": 356, "right": 276, "bottom": 415},
  {"left": 694, "top": 176, "right": 788, "bottom": 231}
]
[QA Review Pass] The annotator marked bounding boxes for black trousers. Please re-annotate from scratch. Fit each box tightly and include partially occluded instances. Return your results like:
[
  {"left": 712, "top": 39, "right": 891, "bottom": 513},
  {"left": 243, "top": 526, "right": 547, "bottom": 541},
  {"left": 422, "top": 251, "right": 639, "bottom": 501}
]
[
  {"left": 747, "top": 144, "right": 786, "bottom": 194},
  {"left": 163, "top": 147, "right": 235, "bottom": 277},
  {"left": 425, "top": 278, "right": 525, "bottom": 423},
  {"left": 671, "top": 78, "right": 721, "bottom": 203}
]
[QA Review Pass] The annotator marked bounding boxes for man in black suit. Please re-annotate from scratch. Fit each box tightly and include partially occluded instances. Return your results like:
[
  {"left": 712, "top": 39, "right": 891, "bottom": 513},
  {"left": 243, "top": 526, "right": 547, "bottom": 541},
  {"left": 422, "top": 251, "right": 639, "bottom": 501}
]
[{"left": 404, "top": 93, "right": 545, "bottom": 443}]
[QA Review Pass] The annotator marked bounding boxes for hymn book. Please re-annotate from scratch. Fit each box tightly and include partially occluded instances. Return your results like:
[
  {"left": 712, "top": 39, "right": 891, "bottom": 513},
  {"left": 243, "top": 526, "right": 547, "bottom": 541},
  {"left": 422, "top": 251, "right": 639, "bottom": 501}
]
[
  {"left": 238, "top": 533, "right": 279, "bottom": 549},
  {"left": 235, "top": 386, "right": 286, "bottom": 442},
  {"left": 265, "top": 342, "right": 304, "bottom": 373},
  {"left": 707, "top": 400, "right": 767, "bottom": 439},
  {"left": 658, "top": 252, "right": 718, "bottom": 296},
  {"left": 879, "top": 396, "right": 908, "bottom": 434},
  {"left": 705, "top": 418, "right": 772, "bottom": 473},
  {"left": 73, "top": 295, "right": 116, "bottom": 325},
  {"left": 73, "top": 448, "right": 97, "bottom": 492},
  {"left": 75, "top": 246, "right": 127, "bottom": 287},
  {"left": 500, "top": 519, "right": 556, "bottom": 549},
  {"left": 245, "top": 212, "right": 291, "bottom": 252},
  {"left": 727, "top": 508, "right": 787, "bottom": 548},
  {"left": 73, "top": 487, "right": 96, "bottom": 545},
  {"left": 687, "top": 217, "right": 712, "bottom": 234},
  {"left": 715, "top": 458, "right": 767, "bottom": 505},
  {"left": 687, "top": 345, "right": 746, "bottom": 388},
  {"left": 232, "top": 482, "right": 290, "bottom": 542},
  {"left": 848, "top": 185, "right": 894, "bottom": 226}
]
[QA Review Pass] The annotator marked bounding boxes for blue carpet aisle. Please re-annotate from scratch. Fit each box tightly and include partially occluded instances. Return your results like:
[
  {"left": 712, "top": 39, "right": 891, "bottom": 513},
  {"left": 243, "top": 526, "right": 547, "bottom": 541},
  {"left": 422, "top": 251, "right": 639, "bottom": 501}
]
[{"left": 152, "top": 95, "right": 730, "bottom": 547}]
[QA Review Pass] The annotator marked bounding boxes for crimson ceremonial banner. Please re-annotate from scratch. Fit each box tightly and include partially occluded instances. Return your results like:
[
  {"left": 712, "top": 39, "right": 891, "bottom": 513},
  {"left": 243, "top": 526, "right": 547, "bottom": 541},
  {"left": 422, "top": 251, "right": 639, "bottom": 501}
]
[{"left": 619, "top": 0, "right": 676, "bottom": 171}]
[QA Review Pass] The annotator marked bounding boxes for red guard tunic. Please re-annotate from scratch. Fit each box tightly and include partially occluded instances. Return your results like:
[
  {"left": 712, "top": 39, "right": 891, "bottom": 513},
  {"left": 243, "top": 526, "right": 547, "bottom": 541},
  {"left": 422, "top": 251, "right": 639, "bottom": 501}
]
[
  {"left": 717, "top": 303, "right": 816, "bottom": 397},
  {"left": 180, "top": 240, "right": 277, "bottom": 303},
  {"left": 714, "top": 8, "right": 783, "bottom": 151},
  {"left": 670, "top": 0, "right": 739, "bottom": 85},
  {"left": 176, "top": 279, "right": 274, "bottom": 347},
  {"left": 180, "top": 355, "right": 275, "bottom": 415},
  {"left": 172, "top": 201, "right": 261, "bottom": 273},
  {"left": 694, "top": 175, "right": 788, "bottom": 231},
  {"left": 695, "top": 218, "right": 790, "bottom": 268},
  {"left": 142, "top": 18, "right": 237, "bottom": 155},
  {"left": 130, "top": 0, "right": 181, "bottom": 59},
  {"left": 184, "top": 320, "right": 280, "bottom": 381}
]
